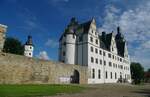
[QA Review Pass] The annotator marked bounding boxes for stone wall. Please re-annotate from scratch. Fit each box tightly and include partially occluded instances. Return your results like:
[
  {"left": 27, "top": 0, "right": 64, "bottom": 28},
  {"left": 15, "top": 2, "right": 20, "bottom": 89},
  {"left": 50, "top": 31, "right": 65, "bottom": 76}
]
[{"left": 0, "top": 53, "right": 88, "bottom": 84}]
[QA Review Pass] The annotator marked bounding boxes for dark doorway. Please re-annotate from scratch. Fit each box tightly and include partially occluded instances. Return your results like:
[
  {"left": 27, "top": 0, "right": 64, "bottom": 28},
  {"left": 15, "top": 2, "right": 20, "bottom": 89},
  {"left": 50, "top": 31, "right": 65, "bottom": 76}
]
[{"left": 71, "top": 70, "right": 80, "bottom": 84}]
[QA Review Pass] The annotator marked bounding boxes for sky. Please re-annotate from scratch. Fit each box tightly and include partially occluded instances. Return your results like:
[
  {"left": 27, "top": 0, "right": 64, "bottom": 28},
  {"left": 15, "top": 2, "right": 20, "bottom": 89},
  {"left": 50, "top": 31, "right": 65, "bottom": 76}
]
[{"left": 0, "top": 0, "right": 149, "bottom": 70}]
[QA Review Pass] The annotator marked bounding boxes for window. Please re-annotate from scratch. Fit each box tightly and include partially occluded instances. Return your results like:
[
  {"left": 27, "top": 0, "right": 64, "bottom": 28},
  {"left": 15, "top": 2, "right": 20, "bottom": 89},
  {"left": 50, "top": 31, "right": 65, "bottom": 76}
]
[
  {"left": 120, "top": 58, "right": 122, "bottom": 62},
  {"left": 110, "top": 72, "right": 112, "bottom": 79},
  {"left": 103, "top": 51, "right": 105, "bottom": 56},
  {"left": 98, "top": 69, "right": 101, "bottom": 79},
  {"left": 113, "top": 63, "right": 115, "bottom": 68},
  {"left": 63, "top": 51, "right": 65, "bottom": 56},
  {"left": 120, "top": 65, "right": 123, "bottom": 69},
  {"left": 63, "top": 42, "right": 66, "bottom": 46},
  {"left": 79, "top": 36, "right": 82, "bottom": 42},
  {"left": 91, "top": 57, "right": 94, "bottom": 63},
  {"left": 95, "top": 58, "right": 98, "bottom": 64},
  {"left": 108, "top": 53, "right": 111, "bottom": 58},
  {"left": 90, "top": 37, "right": 93, "bottom": 42},
  {"left": 95, "top": 31, "right": 97, "bottom": 35},
  {"left": 104, "top": 60, "right": 106, "bottom": 66},
  {"left": 95, "top": 48, "right": 98, "bottom": 53},
  {"left": 112, "top": 47, "right": 114, "bottom": 51},
  {"left": 99, "top": 50, "right": 102, "bottom": 55},
  {"left": 100, "top": 59, "right": 102, "bottom": 65},
  {"left": 115, "top": 72, "right": 117, "bottom": 79},
  {"left": 91, "top": 46, "right": 93, "bottom": 52},
  {"left": 109, "top": 62, "right": 112, "bottom": 67},
  {"left": 92, "top": 69, "right": 95, "bottom": 79},
  {"left": 96, "top": 39, "right": 98, "bottom": 44},
  {"left": 116, "top": 64, "right": 117, "bottom": 68},
  {"left": 112, "top": 55, "right": 114, "bottom": 59},
  {"left": 105, "top": 71, "right": 108, "bottom": 79},
  {"left": 30, "top": 46, "right": 32, "bottom": 49},
  {"left": 91, "top": 30, "right": 94, "bottom": 33},
  {"left": 29, "top": 53, "right": 31, "bottom": 55}
]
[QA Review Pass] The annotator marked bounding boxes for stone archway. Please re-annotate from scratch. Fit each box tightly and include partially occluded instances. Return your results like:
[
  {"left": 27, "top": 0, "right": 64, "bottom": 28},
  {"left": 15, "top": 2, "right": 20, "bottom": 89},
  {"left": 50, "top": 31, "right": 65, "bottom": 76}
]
[{"left": 71, "top": 70, "right": 80, "bottom": 84}]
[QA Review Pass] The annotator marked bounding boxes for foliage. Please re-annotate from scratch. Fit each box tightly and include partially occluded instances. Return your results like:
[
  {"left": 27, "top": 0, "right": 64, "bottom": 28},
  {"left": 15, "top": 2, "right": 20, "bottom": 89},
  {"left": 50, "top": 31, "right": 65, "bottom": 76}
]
[
  {"left": 148, "top": 68, "right": 150, "bottom": 72},
  {"left": 3, "top": 37, "right": 24, "bottom": 55},
  {"left": 130, "top": 62, "right": 144, "bottom": 84},
  {"left": 0, "top": 84, "right": 85, "bottom": 97},
  {"left": 144, "top": 68, "right": 150, "bottom": 83}
]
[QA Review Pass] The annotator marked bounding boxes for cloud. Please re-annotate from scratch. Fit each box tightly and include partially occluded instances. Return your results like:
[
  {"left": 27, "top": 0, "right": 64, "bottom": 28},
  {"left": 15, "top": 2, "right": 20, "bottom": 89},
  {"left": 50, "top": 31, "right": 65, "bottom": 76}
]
[
  {"left": 99, "top": 1, "right": 150, "bottom": 69},
  {"left": 45, "top": 38, "right": 59, "bottom": 48},
  {"left": 38, "top": 51, "right": 49, "bottom": 60}
]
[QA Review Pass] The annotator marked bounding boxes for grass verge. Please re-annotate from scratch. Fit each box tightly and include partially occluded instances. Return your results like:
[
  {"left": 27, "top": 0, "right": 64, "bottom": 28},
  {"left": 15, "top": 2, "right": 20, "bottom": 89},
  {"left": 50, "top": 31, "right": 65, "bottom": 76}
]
[{"left": 0, "top": 84, "right": 86, "bottom": 97}]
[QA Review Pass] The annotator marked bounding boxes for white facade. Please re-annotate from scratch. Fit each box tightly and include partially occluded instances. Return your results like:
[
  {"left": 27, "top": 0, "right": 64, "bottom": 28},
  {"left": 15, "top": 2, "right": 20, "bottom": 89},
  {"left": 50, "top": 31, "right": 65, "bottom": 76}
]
[
  {"left": 24, "top": 45, "right": 34, "bottom": 57},
  {"left": 59, "top": 18, "right": 131, "bottom": 84},
  {"left": 24, "top": 36, "right": 34, "bottom": 57}
]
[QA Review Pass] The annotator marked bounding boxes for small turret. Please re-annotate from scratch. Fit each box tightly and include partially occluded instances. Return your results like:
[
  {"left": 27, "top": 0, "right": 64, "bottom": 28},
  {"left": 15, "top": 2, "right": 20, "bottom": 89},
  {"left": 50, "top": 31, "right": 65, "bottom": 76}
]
[
  {"left": 24, "top": 35, "right": 34, "bottom": 57},
  {"left": 116, "top": 26, "right": 124, "bottom": 41}
]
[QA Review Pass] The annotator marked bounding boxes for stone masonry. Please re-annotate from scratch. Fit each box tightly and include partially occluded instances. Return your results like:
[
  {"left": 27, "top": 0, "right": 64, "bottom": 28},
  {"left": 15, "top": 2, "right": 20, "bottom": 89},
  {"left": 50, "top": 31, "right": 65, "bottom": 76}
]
[{"left": 0, "top": 52, "right": 88, "bottom": 84}]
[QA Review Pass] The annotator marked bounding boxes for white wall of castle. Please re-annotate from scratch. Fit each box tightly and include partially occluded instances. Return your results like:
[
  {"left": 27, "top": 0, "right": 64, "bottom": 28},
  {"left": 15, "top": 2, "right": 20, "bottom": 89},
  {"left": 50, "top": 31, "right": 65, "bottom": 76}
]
[{"left": 59, "top": 20, "right": 131, "bottom": 84}]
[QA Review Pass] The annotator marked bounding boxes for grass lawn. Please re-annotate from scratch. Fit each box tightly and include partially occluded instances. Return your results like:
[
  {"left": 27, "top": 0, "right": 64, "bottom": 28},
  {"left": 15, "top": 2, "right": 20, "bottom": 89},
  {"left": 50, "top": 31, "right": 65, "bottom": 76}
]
[{"left": 0, "top": 84, "right": 86, "bottom": 97}]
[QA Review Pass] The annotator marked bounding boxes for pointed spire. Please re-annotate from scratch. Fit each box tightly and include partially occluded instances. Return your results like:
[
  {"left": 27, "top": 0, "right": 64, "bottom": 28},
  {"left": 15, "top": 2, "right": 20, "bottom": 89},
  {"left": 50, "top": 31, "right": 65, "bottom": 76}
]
[
  {"left": 117, "top": 26, "right": 121, "bottom": 34},
  {"left": 25, "top": 35, "right": 33, "bottom": 45}
]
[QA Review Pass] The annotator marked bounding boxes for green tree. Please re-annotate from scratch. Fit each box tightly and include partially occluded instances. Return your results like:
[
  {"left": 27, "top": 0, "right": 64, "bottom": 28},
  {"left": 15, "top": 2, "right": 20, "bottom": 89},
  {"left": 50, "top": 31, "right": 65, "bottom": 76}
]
[
  {"left": 130, "top": 62, "right": 144, "bottom": 84},
  {"left": 3, "top": 37, "right": 24, "bottom": 55},
  {"left": 148, "top": 68, "right": 150, "bottom": 72}
]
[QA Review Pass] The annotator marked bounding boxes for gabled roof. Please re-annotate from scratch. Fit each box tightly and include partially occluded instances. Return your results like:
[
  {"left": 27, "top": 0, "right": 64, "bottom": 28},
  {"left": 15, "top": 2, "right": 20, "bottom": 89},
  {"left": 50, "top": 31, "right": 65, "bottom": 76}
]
[
  {"left": 80, "top": 20, "right": 92, "bottom": 34},
  {"left": 116, "top": 41, "right": 125, "bottom": 57}
]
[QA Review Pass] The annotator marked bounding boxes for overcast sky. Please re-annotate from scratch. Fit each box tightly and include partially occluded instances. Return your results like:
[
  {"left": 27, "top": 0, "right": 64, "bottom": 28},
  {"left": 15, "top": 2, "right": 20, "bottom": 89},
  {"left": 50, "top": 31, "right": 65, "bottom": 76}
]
[{"left": 0, "top": 0, "right": 149, "bottom": 70}]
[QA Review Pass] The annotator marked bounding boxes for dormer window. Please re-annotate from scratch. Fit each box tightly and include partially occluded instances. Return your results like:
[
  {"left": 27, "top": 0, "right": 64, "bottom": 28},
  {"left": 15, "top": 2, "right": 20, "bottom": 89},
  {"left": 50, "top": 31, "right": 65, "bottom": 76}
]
[
  {"left": 112, "top": 47, "right": 114, "bottom": 51},
  {"left": 90, "top": 37, "right": 93, "bottom": 42},
  {"left": 96, "top": 39, "right": 98, "bottom": 44},
  {"left": 95, "top": 31, "right": 97, "bottom": 35}
]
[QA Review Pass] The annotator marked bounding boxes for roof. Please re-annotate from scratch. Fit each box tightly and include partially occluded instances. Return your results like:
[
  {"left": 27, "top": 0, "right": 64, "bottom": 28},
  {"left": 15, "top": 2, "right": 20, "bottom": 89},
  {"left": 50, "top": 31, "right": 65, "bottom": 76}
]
[
  {"left": 59, "top": 18, "right": 127, "bottom": 57},
  {"left": 80, "top": 20, "right": 92, "bottom": 34},
  {"left": 25, "top": 35, "right": 33, "bottom": 46},
  {"left": 116, "top": 41, "right": 125, "bottom": 57}
]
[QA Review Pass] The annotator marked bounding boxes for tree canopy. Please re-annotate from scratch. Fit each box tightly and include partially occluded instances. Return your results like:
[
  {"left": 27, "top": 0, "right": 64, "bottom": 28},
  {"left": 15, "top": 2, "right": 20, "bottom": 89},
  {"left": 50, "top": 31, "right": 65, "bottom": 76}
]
[
  {"left": 130, "top": 62, "right": 144, "bottom": 84},
  {"left": 3, "top": 37, "right": 24, "bottom": 55}
]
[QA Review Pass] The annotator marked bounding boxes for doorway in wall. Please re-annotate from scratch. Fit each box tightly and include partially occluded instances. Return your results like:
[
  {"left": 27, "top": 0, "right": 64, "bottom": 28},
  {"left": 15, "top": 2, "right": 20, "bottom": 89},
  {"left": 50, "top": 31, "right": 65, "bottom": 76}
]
[{"left": 71, "top": 69, "right": 80, "bottom": 84}]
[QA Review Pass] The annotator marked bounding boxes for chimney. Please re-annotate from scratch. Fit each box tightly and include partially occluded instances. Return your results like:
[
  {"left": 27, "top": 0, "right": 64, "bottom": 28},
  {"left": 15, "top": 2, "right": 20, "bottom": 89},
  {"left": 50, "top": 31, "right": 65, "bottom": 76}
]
[{"left": 117, "top": 26, "right": 121, "bottom": 34}]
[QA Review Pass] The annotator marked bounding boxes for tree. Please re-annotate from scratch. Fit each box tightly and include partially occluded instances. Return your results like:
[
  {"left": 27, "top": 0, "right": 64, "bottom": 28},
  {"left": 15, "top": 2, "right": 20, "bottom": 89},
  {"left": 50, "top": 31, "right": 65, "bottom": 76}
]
[
  {"left": 3, "top": 37, "right": 24, "bottom": 55},
  {"left": 148, "top": 68, "right": 150, "bottom": 73},
  {"left": 130, "top": 62, "right": 144, "bottom": 84},
  {"left": 144, "top": 68, "right": 150, "bottom": 83}
]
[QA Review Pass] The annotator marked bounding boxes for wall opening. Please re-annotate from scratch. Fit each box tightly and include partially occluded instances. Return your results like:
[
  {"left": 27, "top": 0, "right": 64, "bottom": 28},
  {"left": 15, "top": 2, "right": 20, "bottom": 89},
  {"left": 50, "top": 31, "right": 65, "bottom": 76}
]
[{"left": 71, "top": 70, "right": 80, "bottom": 84}]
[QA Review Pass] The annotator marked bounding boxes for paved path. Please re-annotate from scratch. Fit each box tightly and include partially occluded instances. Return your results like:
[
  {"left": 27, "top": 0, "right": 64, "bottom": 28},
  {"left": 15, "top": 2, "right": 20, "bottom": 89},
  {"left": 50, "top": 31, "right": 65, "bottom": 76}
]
[{"left": 49, "top": 84, "right": 150, "bottom": 97}]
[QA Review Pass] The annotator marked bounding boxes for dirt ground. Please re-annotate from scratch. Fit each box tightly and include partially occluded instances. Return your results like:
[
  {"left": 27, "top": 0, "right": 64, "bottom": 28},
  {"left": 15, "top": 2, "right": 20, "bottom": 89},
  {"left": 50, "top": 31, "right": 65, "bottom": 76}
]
[{"left": 49, "top": 83, "right": 150, "bottom": 97}]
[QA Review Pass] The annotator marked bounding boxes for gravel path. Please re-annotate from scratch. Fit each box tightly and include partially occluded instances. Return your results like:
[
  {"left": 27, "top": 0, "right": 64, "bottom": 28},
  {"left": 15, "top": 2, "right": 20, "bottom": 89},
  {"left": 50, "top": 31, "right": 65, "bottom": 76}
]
[{"left": 48, "top": 83, "right": 150, "bottom": 97}]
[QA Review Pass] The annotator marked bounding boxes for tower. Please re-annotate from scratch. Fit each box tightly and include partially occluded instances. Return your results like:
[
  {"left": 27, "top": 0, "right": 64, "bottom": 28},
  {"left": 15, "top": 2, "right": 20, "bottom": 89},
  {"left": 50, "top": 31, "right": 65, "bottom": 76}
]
[
  {"left": 59, "top": 17, "right": 78, "bottom": 64},
  {"left": 0, "top": 24, "right": 7, "bottom": 52},
  {"left": 24, "top": 35, "right": 34, "bottom": 57}
]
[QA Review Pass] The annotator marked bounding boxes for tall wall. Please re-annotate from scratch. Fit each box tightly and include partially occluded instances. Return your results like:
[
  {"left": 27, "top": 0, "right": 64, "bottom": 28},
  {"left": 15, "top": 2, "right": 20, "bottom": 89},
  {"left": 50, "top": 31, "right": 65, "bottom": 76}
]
[{"left": 0, "top": 53, "right": 88, "bottom": 84}]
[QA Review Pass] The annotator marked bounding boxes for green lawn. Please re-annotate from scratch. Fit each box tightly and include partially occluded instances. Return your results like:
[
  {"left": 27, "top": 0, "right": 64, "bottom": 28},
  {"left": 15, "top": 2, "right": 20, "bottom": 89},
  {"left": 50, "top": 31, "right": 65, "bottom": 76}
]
[{"left": 0, "top": 84, "right": 86, "bottom": 97}]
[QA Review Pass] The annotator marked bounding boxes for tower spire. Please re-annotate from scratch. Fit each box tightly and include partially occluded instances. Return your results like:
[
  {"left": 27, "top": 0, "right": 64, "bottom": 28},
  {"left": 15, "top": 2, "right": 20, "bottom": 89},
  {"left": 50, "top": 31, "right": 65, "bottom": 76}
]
[{"left": 24, "top": 35, "right": 34, "bottom": 57}]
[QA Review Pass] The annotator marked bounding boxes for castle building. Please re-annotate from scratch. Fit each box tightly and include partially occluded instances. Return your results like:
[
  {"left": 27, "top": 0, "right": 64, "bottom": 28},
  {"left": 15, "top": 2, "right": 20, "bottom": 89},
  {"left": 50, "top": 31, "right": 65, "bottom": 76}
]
[
  {"left": 0, "top": 24, "right": 7, "bottom": 52},
  {"left": 24, "top": 35, "right": 34, "bottom": 57},
  {"left": 59, "top": 18, "right": 131, "bottom": 84}
]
